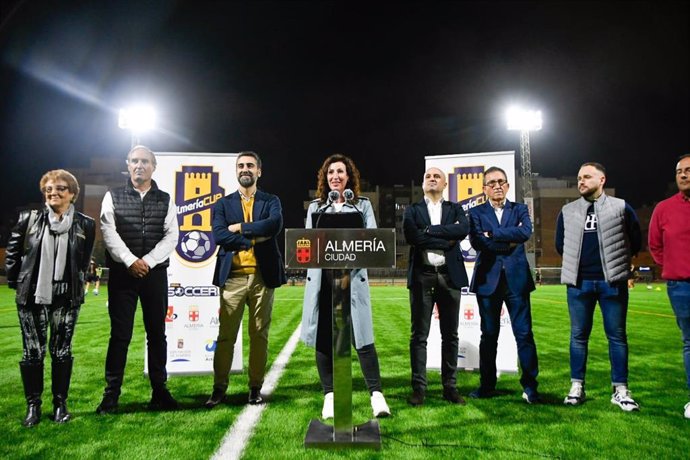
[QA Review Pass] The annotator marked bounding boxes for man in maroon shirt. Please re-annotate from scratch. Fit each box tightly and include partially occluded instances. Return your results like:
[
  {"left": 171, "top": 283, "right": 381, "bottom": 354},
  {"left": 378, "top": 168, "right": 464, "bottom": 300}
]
[{"left": 649, "top": 153, "right": 690, "bottom": 419}]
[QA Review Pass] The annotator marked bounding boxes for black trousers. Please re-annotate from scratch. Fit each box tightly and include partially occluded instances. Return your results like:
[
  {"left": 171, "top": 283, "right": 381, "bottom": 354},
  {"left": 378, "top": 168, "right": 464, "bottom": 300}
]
[
  {"left": 315, "top": 271, "right": 382, "bottom": 394},
  {"left": 18, "top": 298, "right": 79, "bottom": 363},
  {"left": 104, "top": 266, "right": 169, "bottom": 392},
  {"left": 409, "top": 270, "right": 461, "bottom": 391}
]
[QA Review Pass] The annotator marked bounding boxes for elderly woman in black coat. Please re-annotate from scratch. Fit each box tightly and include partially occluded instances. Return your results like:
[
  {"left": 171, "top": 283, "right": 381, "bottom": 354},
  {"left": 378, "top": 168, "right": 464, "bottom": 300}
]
[{"left": 5, "top": 169, "right": 95, "bottom": 427}]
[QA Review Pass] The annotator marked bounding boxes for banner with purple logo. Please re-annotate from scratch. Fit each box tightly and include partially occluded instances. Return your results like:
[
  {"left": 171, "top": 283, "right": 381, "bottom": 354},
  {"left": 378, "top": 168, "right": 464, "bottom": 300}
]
[
  {"left": 425, "top": 151, "right": 518, "bottom": 374},
  {"left": 147, "top": 152, "right": 243, "bottom": 375}
]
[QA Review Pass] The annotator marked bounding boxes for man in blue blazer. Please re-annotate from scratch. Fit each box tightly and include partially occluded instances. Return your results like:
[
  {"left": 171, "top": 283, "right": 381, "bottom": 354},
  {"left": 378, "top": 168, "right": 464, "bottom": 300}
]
[
  {"left": 403, "top": 167, "right": 469, "bottom": 406},
  {"left": 468, "top": 166, "right": 540, "bottom": 403},
  {"left": 205, "top": 151, "right": 286, "bottom": 408}
]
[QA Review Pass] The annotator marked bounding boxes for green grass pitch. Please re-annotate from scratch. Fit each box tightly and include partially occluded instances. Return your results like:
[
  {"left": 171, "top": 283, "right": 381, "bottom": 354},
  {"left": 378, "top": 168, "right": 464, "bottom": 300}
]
[{"left": 1, "top": 284, "right": 688, "bottom": 459}]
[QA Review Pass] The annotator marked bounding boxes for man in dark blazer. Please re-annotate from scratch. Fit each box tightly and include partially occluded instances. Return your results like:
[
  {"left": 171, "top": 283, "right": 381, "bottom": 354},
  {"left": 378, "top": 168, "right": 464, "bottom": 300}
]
[
  {"left": 205, "top": 151, "right": 286, "bottom": 408},
  {"left": 468, "top": 166, "right": 540, "bottom": 403},
  {"left": 403, "top": 167, "right": 469, "bottom": 406}
]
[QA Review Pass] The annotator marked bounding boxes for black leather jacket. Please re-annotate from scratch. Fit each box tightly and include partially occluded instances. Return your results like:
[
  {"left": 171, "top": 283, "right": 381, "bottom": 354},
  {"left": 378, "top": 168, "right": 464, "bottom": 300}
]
[{"left": 5, "top": 208, "right": 96, "bottom": 306}]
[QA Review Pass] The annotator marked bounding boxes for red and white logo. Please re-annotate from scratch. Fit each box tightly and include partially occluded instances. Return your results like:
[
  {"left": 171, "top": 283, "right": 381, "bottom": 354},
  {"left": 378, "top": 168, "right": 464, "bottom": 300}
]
[
  {"left": 464, "top": 308, "right": 474, "bottom": 320},
  {"left": 189, "top": 306, "right": 200, "bottom": 322},
  {"left": 296, "top": 238, "right": 311, "bottom": 264}
]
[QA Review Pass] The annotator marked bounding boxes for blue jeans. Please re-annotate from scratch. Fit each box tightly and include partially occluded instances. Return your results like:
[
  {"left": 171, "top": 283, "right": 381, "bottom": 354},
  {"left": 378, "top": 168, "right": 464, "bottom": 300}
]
[
  {"left": 567, "top": 280, "right": 629, "bottom": 385},
  {"left": 667, "top": 280, "right": 690, "bottom": 392}
]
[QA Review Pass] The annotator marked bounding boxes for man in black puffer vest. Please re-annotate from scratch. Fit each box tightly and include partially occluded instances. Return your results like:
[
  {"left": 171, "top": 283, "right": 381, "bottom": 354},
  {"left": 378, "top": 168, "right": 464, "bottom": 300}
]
[{"left": 96, "top": 146, "right": 179, "bottom": 414}]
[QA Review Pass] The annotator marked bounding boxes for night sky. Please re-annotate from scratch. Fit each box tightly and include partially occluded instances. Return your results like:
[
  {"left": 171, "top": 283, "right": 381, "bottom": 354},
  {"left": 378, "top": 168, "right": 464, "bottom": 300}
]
[{"left": 1, "top": 1, "right": 688, "bottom": 232}]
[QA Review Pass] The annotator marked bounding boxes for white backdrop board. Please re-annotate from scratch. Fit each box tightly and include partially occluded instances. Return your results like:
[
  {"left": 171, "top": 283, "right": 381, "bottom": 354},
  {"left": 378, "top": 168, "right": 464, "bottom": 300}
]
[
  {"left": 425, "top": 151, "right": 518, "bottom": 374},
  {"left": 144, "top": 152, "right": 242, "bottom": 376}
]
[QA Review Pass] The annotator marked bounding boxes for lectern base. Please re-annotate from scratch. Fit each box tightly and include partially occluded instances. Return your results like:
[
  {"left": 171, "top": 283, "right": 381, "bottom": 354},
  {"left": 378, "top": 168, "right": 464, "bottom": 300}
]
[{"left": 304, "top": 419, "right": 381, "bottom": 450}]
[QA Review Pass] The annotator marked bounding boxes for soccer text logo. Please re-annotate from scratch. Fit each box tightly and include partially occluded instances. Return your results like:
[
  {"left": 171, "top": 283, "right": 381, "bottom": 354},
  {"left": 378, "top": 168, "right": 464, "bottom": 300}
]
[
  {"left": 448, "top": 165, "right": 485, "bottom": 263},
  {"left": 296, "top": 237, "right": 311, "bottom": 264},
  {"left": 175, "top": 166, "right": 225, "bottom": 264}
]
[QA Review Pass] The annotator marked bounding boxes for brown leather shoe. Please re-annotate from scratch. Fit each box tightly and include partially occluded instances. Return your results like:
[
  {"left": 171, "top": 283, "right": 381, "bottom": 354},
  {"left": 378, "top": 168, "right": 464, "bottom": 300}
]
[
  {"left": 205, "top": 389, "right": 226, "bottom": 408},
  {"left": 96, "top": 394, "right": 119, "bottom": 415},
  {"left": 443, "top": 386, "right": 466, "bottom": 405},
  {"left": 407, "top": 389, "right": 425, "bottom": 406}
]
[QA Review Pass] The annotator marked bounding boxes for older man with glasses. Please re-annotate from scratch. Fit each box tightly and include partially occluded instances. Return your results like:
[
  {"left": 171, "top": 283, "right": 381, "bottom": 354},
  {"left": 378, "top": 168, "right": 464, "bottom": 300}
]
[{"left": 468, "top": 166, "right": 540, "bottom": 404}]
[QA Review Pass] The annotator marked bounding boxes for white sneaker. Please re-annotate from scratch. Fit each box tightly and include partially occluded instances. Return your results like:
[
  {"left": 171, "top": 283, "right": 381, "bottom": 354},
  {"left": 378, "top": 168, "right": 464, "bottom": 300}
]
[
  {"left": 93, "top": 289, "right": 99, "bottom": 296},
  {"left": 564, "top": 382, "right": 585, "bottom": 406},
  {"left": 684, "top": 402, "right": 690, "bottom": 419},
  {"left": 370, "top": 391, "right": 391, "bottom": 418},
  {"left": 611, "top": 386, "right": 640, "bottom": 412},
  {"left": 321, "top": 392, "right": 333, "bottom": 420}
]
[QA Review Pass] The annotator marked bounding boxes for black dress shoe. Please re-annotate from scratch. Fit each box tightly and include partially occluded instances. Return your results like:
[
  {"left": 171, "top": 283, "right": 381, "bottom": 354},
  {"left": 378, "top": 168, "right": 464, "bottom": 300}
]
[
  {"left": 248, "top": 387, "right": 263, "bottom": 405},
  {"left": 522, "top": 390, "right": 542, "bottom": 404},
  {"left": 443, "top": 387, "right": 466, "bottom": 405},
  {"left": 407, "top": 389, "right": 425, "bottom": 406},
  {"left": 205, "top": 389, "right": 226, "bottom": 409},
  {"left": 150, "top": 388, "right": 179, "bottom": 411},
  {"left": 96, "top": 395, "right": 119, "bottom": 415},
  {"left": 469, "top": 387, "right": 499, "bottom": 399}
]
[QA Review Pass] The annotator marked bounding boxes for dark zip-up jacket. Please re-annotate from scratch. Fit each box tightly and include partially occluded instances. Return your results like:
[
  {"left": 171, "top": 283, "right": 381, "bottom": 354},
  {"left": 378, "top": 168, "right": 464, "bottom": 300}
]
[{"left": 6, "top": 208, "right": 96, "bottom": 306}]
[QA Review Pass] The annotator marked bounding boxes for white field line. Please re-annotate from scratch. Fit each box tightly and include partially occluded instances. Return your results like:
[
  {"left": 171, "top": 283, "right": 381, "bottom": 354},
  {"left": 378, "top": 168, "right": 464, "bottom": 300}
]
[{"left": 211, "top": 323, "right": 302, "bottom": 460}]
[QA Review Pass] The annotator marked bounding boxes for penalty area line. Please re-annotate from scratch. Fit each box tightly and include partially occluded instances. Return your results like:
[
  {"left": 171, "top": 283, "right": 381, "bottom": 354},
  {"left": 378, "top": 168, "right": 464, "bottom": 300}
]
[{"left": 211, "top": 323, "right": 302, "bottom": 460}]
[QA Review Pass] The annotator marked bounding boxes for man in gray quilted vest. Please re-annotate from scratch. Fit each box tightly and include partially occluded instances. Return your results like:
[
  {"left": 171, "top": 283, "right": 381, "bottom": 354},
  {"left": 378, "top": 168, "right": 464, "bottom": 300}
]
[{"left": 555, "top": 162, "right": 641, "bottom": 412}]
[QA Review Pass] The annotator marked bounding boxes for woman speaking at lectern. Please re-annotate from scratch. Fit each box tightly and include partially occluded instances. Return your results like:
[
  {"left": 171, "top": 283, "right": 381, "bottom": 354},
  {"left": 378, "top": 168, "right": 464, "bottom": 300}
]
[{"left": 300, "top": 154, "right": 391, "bottom": 420}]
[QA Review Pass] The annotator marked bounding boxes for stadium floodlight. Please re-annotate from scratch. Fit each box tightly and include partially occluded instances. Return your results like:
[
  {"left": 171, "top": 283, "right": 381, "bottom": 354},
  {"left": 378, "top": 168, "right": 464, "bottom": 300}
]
[
  {"left": 506, "top": 107, "right": 542, "bottom": 132},
  {"left": 118, "top": 105, "right": 157, "bottom": 147}
]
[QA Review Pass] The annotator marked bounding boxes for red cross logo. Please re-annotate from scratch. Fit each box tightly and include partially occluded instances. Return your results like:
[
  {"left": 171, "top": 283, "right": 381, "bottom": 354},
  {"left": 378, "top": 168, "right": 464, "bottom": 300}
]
[
  {"left": 297, "top": 247, "right": 311, "bottom": 263},
  {"left": 464, "top": 308, "right": 474, "bottom": 320}
]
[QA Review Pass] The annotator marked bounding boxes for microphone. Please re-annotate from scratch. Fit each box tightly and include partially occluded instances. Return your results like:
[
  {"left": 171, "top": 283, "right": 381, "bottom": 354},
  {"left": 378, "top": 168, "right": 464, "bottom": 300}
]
[
  {"left": 315, "top": 190, "right": 341, "bottom": 228},
  {"left": 343, "top": 189, "right": 366, "bottom": 228}
]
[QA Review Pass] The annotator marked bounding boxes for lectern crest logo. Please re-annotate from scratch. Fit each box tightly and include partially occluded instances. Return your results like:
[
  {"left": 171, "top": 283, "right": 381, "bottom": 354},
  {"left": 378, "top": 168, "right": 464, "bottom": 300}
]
[{"left": 296, "top": 238, "right": 311, "bottom": 264}]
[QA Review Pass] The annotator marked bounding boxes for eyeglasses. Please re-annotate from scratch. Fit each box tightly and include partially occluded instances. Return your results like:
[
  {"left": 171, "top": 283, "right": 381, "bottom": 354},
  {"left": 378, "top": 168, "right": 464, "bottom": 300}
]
[
  {"left": 43, "top": 186, "right": 69, "bottom": 194},
  {"left": 484, "top": 180, "right": 508, "bottom": 187}
]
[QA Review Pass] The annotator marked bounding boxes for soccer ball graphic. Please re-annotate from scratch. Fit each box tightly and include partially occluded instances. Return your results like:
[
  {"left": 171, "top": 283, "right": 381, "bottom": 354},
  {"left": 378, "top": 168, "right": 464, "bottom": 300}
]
[
  {"left": 460, "top": 237, "right": 477, "bottom": 262},
  {"left": 180, "top": 231, "right": 212, "bottom": 260}
]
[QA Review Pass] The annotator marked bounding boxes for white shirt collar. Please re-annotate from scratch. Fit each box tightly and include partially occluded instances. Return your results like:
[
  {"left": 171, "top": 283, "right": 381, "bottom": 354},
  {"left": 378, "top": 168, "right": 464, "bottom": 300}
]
[{"left": 424, "top": 196, "right": 444, "bottom": 206}]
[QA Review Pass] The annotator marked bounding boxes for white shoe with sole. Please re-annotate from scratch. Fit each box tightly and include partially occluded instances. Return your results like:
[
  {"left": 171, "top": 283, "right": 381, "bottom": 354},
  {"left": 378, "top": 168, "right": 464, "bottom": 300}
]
[
  {"left": 321, "top": 392, "right": 333, "bottom": 420},
  {"left": 611, "top": 386, "right": 640, "bottom": 412},
  {"left": 684, "top": 402, "right": 690, "bottom": 419},
  {"left": 371, "top": 391, "right": 391, "bottom": 418},
  {"left": 564, "top": 382, "right": 585, "bottom": 406}
]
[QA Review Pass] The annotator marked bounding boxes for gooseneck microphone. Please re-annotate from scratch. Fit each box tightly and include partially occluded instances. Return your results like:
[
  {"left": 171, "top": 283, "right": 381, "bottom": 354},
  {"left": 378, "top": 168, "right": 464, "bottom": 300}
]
[
  {"left": 315, "top": 190, "right": 341, "bottom": 228},
  {"left": 343, "top": 188, "right": 366, "bottom": 228}
]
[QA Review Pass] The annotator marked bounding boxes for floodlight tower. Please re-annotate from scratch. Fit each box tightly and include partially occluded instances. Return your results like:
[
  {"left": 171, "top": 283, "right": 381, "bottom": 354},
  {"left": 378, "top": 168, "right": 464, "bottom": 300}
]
[
  {"left": 506, "top": 107, "right": 542, "bottom": 266},
  {"left": 506, "top": 107, "right": 542, "bottom": 201},
  {"left": 118, "top": 106, "right": 157, "bottom": 148}
]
